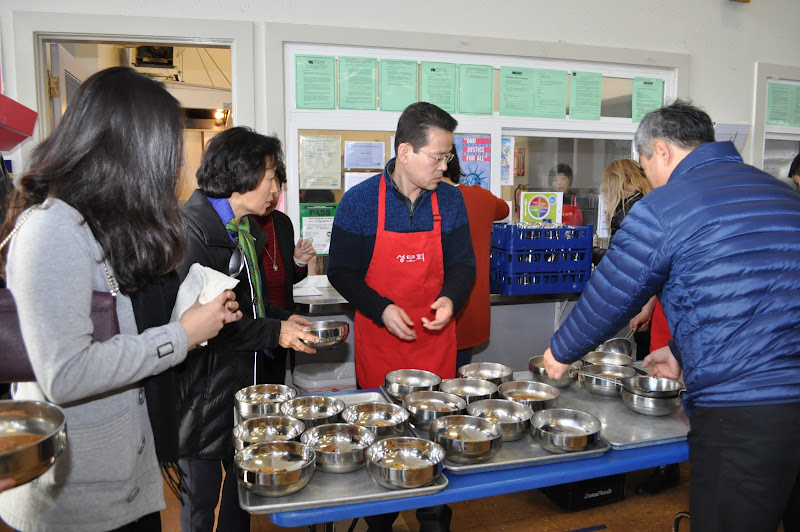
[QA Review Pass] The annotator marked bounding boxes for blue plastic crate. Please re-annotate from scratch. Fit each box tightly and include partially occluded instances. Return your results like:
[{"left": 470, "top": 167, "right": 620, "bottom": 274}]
[
  {"left": 491, "top": 223, "right": 593, "bottom": 252},
  {"left": 490, "top": 246, "right": 592, "bottom": 274},
  {"left": 489, "top": 268, "right": 591, "bottom": 296}
]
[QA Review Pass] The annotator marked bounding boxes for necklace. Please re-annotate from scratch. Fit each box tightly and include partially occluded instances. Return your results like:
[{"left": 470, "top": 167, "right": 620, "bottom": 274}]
[{"left": 264, "top": 218, "right": 278, "bottom": 271}]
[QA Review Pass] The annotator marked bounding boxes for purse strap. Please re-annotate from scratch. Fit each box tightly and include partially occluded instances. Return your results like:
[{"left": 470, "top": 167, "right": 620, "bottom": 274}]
[{"left": 1, "top": 204, "right": 119, "bottom": 296}]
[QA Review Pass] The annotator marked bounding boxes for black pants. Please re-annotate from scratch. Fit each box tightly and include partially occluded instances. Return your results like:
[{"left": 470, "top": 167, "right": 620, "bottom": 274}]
[
  {"left": 364, "top": 504, "right": 452, "bottom": 532},
  {"left": 109, "top": 511, "right": 161, "bottom": 532},
  {"left": 178, "top": 458, "right": 250, "bottom": 532},
  {"left": 688, "top": 402, "right": 800, "bottom": 532}
]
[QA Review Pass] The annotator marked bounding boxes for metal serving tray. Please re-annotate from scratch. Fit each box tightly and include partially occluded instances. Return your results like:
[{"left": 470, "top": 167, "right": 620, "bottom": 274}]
[{"left": 513, "top": 370, "right": 690, "bottom": 450}]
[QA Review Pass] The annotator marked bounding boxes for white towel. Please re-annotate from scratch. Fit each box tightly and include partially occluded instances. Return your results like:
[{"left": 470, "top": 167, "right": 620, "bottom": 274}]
[{"left": 171, "top": 263, "right": 239, "bottom": 344}]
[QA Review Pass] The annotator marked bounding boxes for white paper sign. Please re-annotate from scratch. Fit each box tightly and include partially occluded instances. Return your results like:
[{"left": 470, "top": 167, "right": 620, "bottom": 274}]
[
  {"left": 344, "top": 141, "right": 385, "bottom": 169},
  {"left": 344, "top": 172, "right": 373, "bottom": 192}
]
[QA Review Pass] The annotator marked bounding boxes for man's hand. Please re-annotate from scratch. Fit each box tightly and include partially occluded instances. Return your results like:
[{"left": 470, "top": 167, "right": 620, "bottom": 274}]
[
  {"left": 279, "top": 320, "right": 319, "bottom": 354},
  {"left": 543, "top": 347, "right": 571, "bottom": 380},
  {"left": 382, "top": 304, "right": 416, "bottom": 341},
  {"left": 642, "top": 345, "right": 683, "bottom": 383},
  {"left": 421, "top": 297, "right": 453, "bottom": 331}
]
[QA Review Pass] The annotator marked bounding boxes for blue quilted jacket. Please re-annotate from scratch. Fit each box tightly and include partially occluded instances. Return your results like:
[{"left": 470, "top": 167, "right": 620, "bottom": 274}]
[{"left": 551, "top": 141, "right": 800, "bottom": 414}]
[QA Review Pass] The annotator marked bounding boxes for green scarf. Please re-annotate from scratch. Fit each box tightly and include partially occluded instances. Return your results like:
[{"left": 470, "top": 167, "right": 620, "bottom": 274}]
[{"left": 225, "top": 216, "right": 265, "bottom": 318}]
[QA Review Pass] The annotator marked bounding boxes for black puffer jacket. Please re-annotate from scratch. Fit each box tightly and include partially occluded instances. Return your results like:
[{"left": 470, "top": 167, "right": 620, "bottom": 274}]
[
  {"left": 591, "top": 191, "right": 644, "bottom": 265},
  {"left": 175, "top": 189, "right": 292, "bottom": 459}
]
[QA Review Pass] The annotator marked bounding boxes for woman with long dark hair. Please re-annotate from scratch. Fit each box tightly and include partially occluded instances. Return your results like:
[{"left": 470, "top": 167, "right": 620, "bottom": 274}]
[{"left": 0, "top": 67, "right": 241, "bottom": 531}]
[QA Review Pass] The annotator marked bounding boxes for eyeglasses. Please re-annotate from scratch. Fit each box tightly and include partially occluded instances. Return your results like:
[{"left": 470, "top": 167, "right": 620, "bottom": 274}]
[{"left": 419, "top": 150, "right": 455, "bottom": 164}]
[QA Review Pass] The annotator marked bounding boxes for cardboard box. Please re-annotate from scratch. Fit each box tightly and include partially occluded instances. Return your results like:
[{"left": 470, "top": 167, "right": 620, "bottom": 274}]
[
  {"left": 0, "top": 94, "right": 37, "bottom": 151},
  {"left": 541, "top": 474, "right": 626, "bottom": 512}
]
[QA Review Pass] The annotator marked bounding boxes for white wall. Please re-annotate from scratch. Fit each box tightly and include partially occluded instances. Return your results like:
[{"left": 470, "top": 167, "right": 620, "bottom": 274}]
[{"left": 1, "top": 0, "right": 799, "bottom": 163}]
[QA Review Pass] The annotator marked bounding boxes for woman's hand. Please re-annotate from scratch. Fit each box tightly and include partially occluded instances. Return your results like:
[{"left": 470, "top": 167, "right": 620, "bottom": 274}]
[
  {"left": 279, "top": 320, "right": 319, "bottom": 354},
  {"left": 629, "top": 296, "right": 658, "bottom": 332},
  {"left": 180, "top": 290, "right": 242, "bottom": 348},
  {"left": 294, "top": 238, "right": 316, "bottom": 265},
  {"left": 288, "top": 314, "right": 312, "bottom": 327}
]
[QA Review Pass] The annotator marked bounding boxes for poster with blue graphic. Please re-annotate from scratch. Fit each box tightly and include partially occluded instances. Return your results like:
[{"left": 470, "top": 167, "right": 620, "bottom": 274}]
[{"left": 454, "top": 134, "right": 491, "bottom": 189}]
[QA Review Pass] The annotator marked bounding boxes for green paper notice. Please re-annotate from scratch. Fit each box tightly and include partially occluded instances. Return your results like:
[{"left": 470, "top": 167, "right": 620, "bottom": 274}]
[
  {"left": 338, "top": 57, "right": 377, "bottom": 110},
  {"left": 533, "top": 69, "right": 567, "bottom": 119},
  {"left": 766, "top": 82, "right": 793, "bottom": 126},
  {"left": 380, "top": 59, "right": 418, "bottom": 112},
  {"left": 632, "top": 77, "right": 664, "bottom": 123},
  {"left": 499, "top": 66, "right": 534, "bottom": 117},
  {"left": 420, "top": 62, "right": 456, "bottom": 113},
  {"left": 458, "top": 64, "right": 494, "bottom": 115},
  {"left": 569, "top": 71, "right": 602, "bottom": 121},
  {"left": 295, "top": 55, "right": 335, "bottom": 109}
]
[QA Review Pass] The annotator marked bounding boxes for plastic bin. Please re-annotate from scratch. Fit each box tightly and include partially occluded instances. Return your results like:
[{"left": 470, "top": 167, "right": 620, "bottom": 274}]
[
  {"left": 489, "top": 269, "right": 590, "bottom": 296},
  {"left": 292, "top": 362, "right": 357, "bottom": 394},
  {"left": 490, "top": 247, "right": 591, "bottom": 274},
  {"left": 491, "top": 223, "right": 593, "bottom": 252},
  {"left": 541, "top": 474, "right": 626, "bottom": 512}
]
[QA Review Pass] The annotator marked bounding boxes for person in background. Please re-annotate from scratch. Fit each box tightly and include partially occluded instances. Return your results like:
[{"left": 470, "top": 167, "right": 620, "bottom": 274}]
[
  {"left": 175, "top": 127, "right": 319, "bottom": 532},
  {"left": 543, "top": 100, "right": 800, "bottom": 531},
  {"left": 548, "top": 163, "right": 583, "bottom": 226},
  {"left": 789, "top": 153, "right": 800, "bottom": 191},
  {"left": 0, "top": 67, "right": 241, "bottom": 532},
  {"left": 328, "top": 102, "right": 475, "bottom": 532},
  {"left": 253, "top": 159, "right": 316, "bottom": 379},
  {"left": 441, "top": 146, "right": 509, "bottom": 370}
]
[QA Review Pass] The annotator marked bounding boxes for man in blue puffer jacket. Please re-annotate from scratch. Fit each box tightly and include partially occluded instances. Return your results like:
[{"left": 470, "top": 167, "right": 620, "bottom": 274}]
[{"left": 543, "top": 100, "right": 800, "bottom": 531}]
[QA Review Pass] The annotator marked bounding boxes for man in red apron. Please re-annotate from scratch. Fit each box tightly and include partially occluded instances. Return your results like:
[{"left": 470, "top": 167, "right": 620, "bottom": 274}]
[{"left": 329, "top": 102, "right": 476, "bottom": 531}]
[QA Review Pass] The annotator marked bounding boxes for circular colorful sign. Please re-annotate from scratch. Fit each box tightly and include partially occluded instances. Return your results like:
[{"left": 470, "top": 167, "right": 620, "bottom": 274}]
[{"left": 526, "top": 194, "right": 556, "bottom": 221}]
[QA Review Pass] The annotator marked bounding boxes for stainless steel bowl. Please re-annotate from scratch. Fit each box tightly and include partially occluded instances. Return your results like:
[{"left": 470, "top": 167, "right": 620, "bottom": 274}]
[
  {"left": 301, "top": 320, "right": 350, "bottom": 348},
  {"left": 578, "top": 364, "right": 637, "bottom": 397},
  {"left": 466, "top": 399, "right": 533, "bottom": 442},
  {"left": 232, "top": 415, "right": 306, "bottom": 451},
  {"left": 530, "top": 408, "right": 601, "bottom": 453},
  {"left": 597, "top": 337, "right": 633, "bottom": 357},
  {"left": 621, "top": 376, "right": 684, "bottom": 399},
  {"left": 402, "top": 391, "right": 466, "bottom": 430},
  {"left": 235, "top": 441, "right": 316, "bottom": 497},
  {"left": 528, "top": 355, "right": 581, "bottom": 388},
  {"left": 235, "top": 384, "right": 297, "bottom": 421},
  {"left": 340, "top": 402, "right": 409, "bottom": 439},
  {"left": 280, "top": 396, "right": 345, "bottom": 429},
  {"left": 365, "top": 437, "right": 445, "bottom": 489},
  {"left": 620, "top": 388, "right": 682, "bottom": 417},
  {"left": 438, "top": 378, "right": 497, "bottom": 404},
  {"left": 498, "top": 380, "right": 560, "bottom": 411},
  {"left": 429, "top": 415, "right": 503, "bottom": 464},
  {"left": 384, "top": 369, "right": 441, "bottom": 401},
  {"left": 457, "top": 363, "right": 513, "bottom": 386},
  {"left": 582, "top": 351, "right": 633, "bottom": 368},
  {"left": 0, "top": 400, "right": 67, "bottom": 486},
  {"left": 300, "top": 423, "right": 376, "bottom": 473}
]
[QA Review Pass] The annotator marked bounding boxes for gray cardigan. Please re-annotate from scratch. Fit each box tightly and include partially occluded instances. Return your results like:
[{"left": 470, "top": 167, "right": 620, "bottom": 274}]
[{"left": 0, "top": 200, "right": 189, "bottom": 532}]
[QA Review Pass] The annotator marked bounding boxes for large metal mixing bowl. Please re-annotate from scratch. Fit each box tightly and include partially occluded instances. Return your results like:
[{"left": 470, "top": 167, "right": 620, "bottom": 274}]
[
  {"left": 528, "top": 355, "right": 581, "bottom": 388},
  {"left": 402, "top": 391, "right": 466, "bottom": 430},
  {"left": 457, "top": 362, "right": 513, "bottom": 386},
  {"left": 578, "top": 364, "right": 636, "bottom": 397},
  {"left": 0, "top": 400, "right": 67, "bottom": 486},
  {"left": 498, "top": 380, "right": 560, "bottom": 412},
  {"left": 438, "top": 378, "right": 497, "bottom": 404},
  {"left": 429, "top": 415, "right": 503, "bottom": 464},
  {"left": 466, "top": 399, "right": 533, "bottom": 442},
  {"left": 621, "top": 376, "right": 684, "bottom": 399},
  {"left": 530, "top": 408, "right": 601, "bottom": 453},
  {"left": 300, "top": 423, "right": 376, "bottom": 473},
  {"left": 301, "top": 320, "right": 350, "bottom": 348},
  {"left": 384, "top": 369, "right": 441, "bottom": 401},
  {"left": 620, "top": 388, "right": 683, "bottom": 417},
  {"left": 235, "top": 441, "right": 316, "bottom": 497},
  {"left": 582, "top": 351, "right": 633, "bottom": 368},
  {"left": 340, "top": 402, "right": 409, "bottom": 439},
  {"left": 365, "top": 437, "right": 445, "bottom": 489}
]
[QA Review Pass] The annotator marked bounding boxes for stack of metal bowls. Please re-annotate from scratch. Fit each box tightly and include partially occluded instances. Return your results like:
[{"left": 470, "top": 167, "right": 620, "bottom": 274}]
[
  {"left": 582, "top": 350, "right": 633, "bottom": 368},
  {"left": 300, "top": 423, "right": 376, "bottom": 473},
  {"left": 457, "top": 362, "right": 513, "bottom": 386},
  {"left": 466, "top": 399, "right": 533, "bottom": 442},
  {"left": 530, "top": 408, "right": 601, "bottom": 453},
  {"left": 528, "top": 355, "right": 581, "bottom": 388},
  {"left": 280, "top": 396, "right": 345, "bottom": 429},
  {"left": 619, "top": 376, "right": 684, "bottom": 416},
  {"left": 402, "top": 391, "right": 466, "bottom": 430},
  {"left": 498, "top": 380, "right": 559, "bottom": 412},
  {"left": 429, "top": 415, "right": 503, "bottom": 464},
  {"left": 0, "top": 400, "right": 67, "bottom": 486},
  {"left": 235, "top": 440, "right": 316, "bottom": 496},
  {"left": 365, "top": 437, "right": 445, "bottom": 489},
  {"left": 578, "top": 364, "right": 637, "bottom": 397},
  {"left": 340, "top": 402, "right": 409, "bottom": 439},
  {"left": 300, "top": 320, "right": 350, "bottom": 348},
  {"left": 384, "top": 369, "right": 441, "bottom": 402},
  {"left": 438, "top": 378, "right": 497, "bottom": 404},
  {"left": 234, "top": 384, "right": 297, "bottom": 423},
  {"left": 232, "top": 415, "right": 306, "bottom": 451}
]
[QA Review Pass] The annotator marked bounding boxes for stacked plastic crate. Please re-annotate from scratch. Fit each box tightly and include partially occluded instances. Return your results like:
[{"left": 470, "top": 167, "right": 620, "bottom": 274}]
[{"left": 489, "top": 222, "right": 593, "bottom": 296}]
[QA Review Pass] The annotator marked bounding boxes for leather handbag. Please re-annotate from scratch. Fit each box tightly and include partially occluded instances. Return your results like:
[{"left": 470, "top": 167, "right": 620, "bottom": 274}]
[{"left": 0, "top": 205, "right": 121, "bottom": 383}]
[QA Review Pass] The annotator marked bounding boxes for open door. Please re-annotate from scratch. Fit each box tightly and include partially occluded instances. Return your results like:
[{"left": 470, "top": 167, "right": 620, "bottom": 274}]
[{"left": 49, "top": 44, "right": 91, "bottom": 130}]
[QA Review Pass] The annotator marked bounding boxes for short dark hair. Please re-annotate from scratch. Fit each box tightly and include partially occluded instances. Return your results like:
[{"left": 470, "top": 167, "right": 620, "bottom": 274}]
[
  {"left": 635, "top": 99, "right": 715, "bottom": 158},
  {"left": 394, "top": 102, "right": 458, "bottom": 155},
  {"left": 196, "top": 127, "right": 283, "bottom": 198},
  {"left": 443, "top": 144, "right": 463, "bottom": 184},
  {"left": 789, "top": 153, "right": 800, "bottom": 178},
  {"left": 1, "top": 67, "right": 185, "bottom": 293},
  {"left": 548, "top": 163, "right": 574, "bottom": 186}
]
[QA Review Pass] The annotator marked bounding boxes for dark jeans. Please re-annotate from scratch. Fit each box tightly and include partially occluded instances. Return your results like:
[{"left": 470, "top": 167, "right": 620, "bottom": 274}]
[
  {"left": 688, "top": 402, "right": 800, "bottom": 532},
  {"left": 110, "top": 511, "right": 161, "bottom": 532},
  {"left": 364, "top": 504, "right": 452, "bottom": 532},
  {"left": 178, "top": 458, "right": 250, "bottom": 532},
  {"left": 455, "top": 348, "right": 474, "bottom": 372}
]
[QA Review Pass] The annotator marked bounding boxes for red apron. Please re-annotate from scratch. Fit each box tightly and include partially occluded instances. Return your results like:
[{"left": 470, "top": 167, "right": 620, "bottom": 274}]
[{"left": 354, "top": 176, "right": 456, "bottom": 389}]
